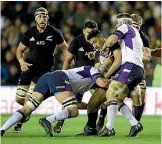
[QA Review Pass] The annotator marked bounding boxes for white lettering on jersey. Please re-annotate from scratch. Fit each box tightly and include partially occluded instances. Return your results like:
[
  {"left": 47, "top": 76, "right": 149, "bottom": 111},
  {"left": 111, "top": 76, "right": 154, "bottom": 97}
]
[{"left": 36, "top": 41, "right": 45, "bottom": 45}]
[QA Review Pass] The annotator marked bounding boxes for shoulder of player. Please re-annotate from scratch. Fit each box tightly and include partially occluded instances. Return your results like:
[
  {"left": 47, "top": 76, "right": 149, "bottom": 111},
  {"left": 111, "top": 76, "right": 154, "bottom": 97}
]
[
  {"left": 74, "top": 34, "right": 84, "bottom": 41},
  {"left": 46, "top": 25, "right": 62, "bottom": 34},
  {"left": 70, "top": 34, "right": 84, "bottom": 45},
  {"left": 23, "top": 25, "right": 35, "bottom": 35},
  {"left": 139, "top": 30, "right": 149, "bottom": 38}
]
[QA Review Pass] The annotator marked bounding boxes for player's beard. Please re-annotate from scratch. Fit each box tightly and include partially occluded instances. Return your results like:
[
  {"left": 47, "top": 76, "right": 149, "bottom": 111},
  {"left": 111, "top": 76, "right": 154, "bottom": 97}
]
[{"left": 37, "top": 22, "right": 47, "bottom": 30}]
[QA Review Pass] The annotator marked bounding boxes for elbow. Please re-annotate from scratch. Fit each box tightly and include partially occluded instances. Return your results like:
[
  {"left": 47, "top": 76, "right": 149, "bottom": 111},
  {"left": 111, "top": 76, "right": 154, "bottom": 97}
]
[
  {"left": 143, "top": 56, "right": 151, "bottom": 63},
  {"left": 96, "top": 78, "right": 109, "bottom": 88}
]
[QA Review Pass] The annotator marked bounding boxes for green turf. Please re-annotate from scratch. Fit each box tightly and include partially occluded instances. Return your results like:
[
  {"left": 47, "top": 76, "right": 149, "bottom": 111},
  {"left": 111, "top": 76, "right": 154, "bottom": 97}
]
[{"left": 1, "top": 115, "right": 161, "bottom": 144}]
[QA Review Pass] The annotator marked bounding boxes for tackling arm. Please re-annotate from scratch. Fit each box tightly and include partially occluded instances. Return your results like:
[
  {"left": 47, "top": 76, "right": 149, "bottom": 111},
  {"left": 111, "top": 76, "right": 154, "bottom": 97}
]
[
  {"left": 104, "top": 49, "right": 121, "bottom": 79},
  {"left": 58, "top": 40, "right": 72, "bottom": 70}
]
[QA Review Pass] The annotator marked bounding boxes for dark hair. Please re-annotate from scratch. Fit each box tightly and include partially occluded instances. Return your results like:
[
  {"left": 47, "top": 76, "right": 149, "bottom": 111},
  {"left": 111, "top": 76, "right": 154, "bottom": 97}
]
[
  {"left": 84, "top": 20, "right": 98, "bottom": 29},
  {"left": 87, "top": 29, "right": 101, "bottom": 40},
  {"left": 116, "top": 13, "right": 131, "bottom": 19}
]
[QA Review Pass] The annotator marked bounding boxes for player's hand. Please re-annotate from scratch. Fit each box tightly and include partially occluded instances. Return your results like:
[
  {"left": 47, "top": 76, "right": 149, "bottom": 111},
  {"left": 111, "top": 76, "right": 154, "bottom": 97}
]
[
  {"left": 19, "top": 59, "right": 33, "bottom": 72},
  {"left": 88, "top": 51, "right": 96, "bottom": 60},
  {"left": 101, "top": 43, "right": 109, "bottom": 53}
]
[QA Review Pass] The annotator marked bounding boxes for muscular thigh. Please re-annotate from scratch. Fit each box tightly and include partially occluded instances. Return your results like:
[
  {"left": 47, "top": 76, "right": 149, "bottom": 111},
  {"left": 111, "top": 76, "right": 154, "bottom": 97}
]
[
  {"left": 106, "top": 80, "right": 129, "bottom": 102},
  {"left": 130, "top": 85, "right": 142, "bottom": 106},
  {"left": 88, "top": 88, "right": 106, "bottom": 112}
]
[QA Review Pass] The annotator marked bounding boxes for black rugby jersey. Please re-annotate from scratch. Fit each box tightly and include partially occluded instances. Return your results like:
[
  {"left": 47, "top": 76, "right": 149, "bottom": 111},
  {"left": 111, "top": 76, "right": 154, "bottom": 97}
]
[
  {"left": 139, "top": 30, "right": 150, "bottom": 48},
  {"left": 68, "top": 34, "right": 95, "bottom": 67},
  {"left": 21, "top": 25, "right": 64, "bottom": 70}
]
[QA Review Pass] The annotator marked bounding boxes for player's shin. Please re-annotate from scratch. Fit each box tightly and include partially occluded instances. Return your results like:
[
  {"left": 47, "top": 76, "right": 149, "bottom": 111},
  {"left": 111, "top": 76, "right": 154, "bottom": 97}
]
[
  {"left": 105, "top": 100, "right": 117, "bottom": 130},
  {"left": 118, "top": 103, "right": 138, "bottom": 126},
  {"left": 132, "top": 103, "right": 145, "bottom": 121},
  {"left": 0, "top": 110, "right": 25, "bottom": 132},
  {"left": 46, "top": 97, "right": 78, "bottom": 123},
  {"left": 96, "top": 103, "right": 107, "bottom": 131},
  {"left": 87, "top": 111, "right": 98, "bottom": 129}
]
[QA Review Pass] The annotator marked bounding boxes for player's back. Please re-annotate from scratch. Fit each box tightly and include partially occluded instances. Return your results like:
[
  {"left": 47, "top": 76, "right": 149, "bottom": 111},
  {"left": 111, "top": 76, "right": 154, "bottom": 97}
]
[
  {"left": 116, "top": 24, "right": 143, "bottom": 68},
  {"left": 61, "top": 66, "right": 101, "bottom": 93}
]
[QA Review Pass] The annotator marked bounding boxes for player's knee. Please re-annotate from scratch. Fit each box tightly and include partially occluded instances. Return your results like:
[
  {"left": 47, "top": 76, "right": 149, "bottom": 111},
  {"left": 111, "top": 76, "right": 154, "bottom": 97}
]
[
  {"left": 130, "top": 85, "right": 142, "bottom": 106},
  {"left": 62, "top": 96, "right": 78, "bottom": 117},
  {"left": 16, "top": 97, "right": 25, "bottom": 105},
  {"left": 108, "top": 81, "right": 129, "bottom": 104},
  {"left": 21, "top": 105, "right": 32, "bottom": 116},
  {"left": 141, "top": 91, "right": 146, "bottom": 104},
  {"left": 16, "top": 86, "right": 28, "bottom": 105},
  {"left": 67, "top": 107, "right": 79, "bottom": 118},
  {"left": 77, "top": 102, "right": 87, "bottom": 109},
  {"left": 88, "top": 100, "right": 100, "bottom": 113},
  {"left": 26, "top": 85, "right": 35, "bottom": 97},
  {"left": 24, "top": 97, "right": 41, "bottom": 115}
]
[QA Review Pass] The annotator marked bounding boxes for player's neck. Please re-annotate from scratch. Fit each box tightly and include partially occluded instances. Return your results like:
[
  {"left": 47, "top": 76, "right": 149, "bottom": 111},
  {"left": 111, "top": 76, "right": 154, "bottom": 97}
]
[{"left": 36, "top": 25, "right": 47, "bottom": 33}]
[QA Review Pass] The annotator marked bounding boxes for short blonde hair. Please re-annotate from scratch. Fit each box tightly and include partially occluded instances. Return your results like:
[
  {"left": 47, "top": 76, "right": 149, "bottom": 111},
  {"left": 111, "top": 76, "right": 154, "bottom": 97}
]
[
  {"left": 34, "top": 7, "right": 48, "bottom": 16},
  {"left": 131, "top": 14, "right": 143, "bottom": 26}
]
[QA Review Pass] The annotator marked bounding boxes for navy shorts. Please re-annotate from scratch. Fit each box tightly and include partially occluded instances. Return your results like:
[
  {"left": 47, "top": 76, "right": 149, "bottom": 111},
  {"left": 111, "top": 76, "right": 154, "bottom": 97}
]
[
  {"left": 113, "top": 62, "right": 144, "bottom": 89},
  {"left": 34, "top": 71, "right": 72, "bottom": 98},
  {"left": 18, "top": 65, "right": 50, "bottom": 85}
]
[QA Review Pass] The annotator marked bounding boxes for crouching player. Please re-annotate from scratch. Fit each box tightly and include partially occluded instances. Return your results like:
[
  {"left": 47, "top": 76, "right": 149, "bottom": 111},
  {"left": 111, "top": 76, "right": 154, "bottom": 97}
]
[
  {"left": 0, "top": 66, "right": 109, "bottom": 137},
  {"left": 77, "top": 29, "right": 122, "bottom": 135}
]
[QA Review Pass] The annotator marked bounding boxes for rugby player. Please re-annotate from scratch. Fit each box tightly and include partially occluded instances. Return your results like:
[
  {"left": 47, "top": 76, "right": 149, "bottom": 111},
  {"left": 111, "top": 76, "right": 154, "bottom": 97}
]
[
  {"left": 98, "top": 13, "right": 144, "bottom": 137},
  {"left": 77, "top": 29, "right": 122, "bottom": 135},
  {"left": 131, "top": 14, "right": 151, "bottom": 123},
  {"left": 0, "top": 66, "right": 109, "bottom": 137},
  {"left": 96, "top": 13, "right": 152, "bottom": 132},
  {"left": 53, "top": 20, "right": 99, "bottom": 133},
  {"left": 14, "top": 7, "right": 70, "bottom": 133}
]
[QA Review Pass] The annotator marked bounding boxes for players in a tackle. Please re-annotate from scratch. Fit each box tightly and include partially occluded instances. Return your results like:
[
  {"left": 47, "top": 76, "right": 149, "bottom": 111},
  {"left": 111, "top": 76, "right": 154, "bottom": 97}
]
[
  {"left": 98, "top": 13, "right": 144, "bottom": 137},
  {"left": 0, "top": 66, "right": 110, "bottom": 137}
]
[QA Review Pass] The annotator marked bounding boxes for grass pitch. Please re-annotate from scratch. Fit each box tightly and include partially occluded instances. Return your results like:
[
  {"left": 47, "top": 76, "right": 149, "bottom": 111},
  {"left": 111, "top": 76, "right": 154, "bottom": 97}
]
[{"left": 1, "top": 115, "right": 161, "bottom": 144}]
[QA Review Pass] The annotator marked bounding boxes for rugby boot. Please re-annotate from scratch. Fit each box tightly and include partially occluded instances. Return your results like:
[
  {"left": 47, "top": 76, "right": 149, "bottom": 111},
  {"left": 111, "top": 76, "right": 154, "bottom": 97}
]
[
  {"left": 0, "top": 130, "right": 5, "bottom": 137},
  {"left": 98, "top": 127, "right": 115, "bottom": 137},
  {"left": 76, "top": 125, "right": 97, "bottom": 136},
  {"left": 39, "top": 118, "right": 53, "bottom": 137},
  {"left": 127, "top": 122, "right": 143, "bottom": 137},
  {"left": 96, "top": 118, "right": 104, "bottom": 132},
  {"left": 53, "top": 120, "right": 64, "bottom": 133},
  {"left": 13, "top": 116, "right": 30, "bottom": 133}
]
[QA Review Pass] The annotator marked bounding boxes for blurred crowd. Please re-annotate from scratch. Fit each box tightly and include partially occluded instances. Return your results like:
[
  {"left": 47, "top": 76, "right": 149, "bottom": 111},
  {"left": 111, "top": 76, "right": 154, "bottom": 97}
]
[{"left": 1, "top": 1, "right": 161, "bottom": 86}]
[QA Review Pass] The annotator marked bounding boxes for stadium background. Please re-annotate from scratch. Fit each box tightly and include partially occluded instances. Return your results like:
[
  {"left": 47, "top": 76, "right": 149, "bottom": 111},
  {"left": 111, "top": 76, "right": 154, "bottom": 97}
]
[
  {"left": 1, "top": 1, "right": 161, "bottom": 86},
  {"left": 0, "top": 1, "right": 161, "bottom": 144}
]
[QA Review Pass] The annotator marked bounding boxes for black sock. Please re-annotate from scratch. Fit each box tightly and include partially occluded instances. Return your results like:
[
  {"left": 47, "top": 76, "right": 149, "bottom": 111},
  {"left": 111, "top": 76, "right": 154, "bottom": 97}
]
[
  {"left": 133, "top": 103, "right": 145, "bottom": 121},
  {"left": 99, "top": 104, "right": 107, "bottom": 120},
  {"left": 87, "top": 111, "right": 98, "bottom": 129}
]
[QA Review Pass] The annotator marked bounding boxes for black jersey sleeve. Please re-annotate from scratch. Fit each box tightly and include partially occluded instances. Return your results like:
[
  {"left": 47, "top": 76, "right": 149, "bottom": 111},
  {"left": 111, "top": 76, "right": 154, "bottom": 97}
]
[
  {"left": 53, "top": 28, "right": 65, "bottom": 45},
  {"left": 140, "top": 31, "right": 150, "bottom": 47},
  {"left": 95, "top": 51, "right": 100, "bottom": 63},
  {"left": 20, "top": 30, "right": 30, "bottom": 47},
  {"left": 109, "top": 42, "right": 120, "bottom": 51},
  {"left": 68, "top": 38, "right": 78, "bottom": 55}
]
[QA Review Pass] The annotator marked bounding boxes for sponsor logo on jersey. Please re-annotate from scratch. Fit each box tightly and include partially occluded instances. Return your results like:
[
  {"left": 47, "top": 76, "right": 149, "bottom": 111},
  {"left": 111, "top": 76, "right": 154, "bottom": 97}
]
[
  {"left": 56, "top": 86, "right": 65, "bottom": 89},
  {"left": 36, "top": 41, "right": 45, "bottom": 45},
  {"left": 46, "top": 35, "right": 53, "bottom": 41},
  {"left": 78, "top": 47, "right": 84, "bottom": 51},
  {"left": 30, "top": 37, "right": 35, "bottom": 41}
]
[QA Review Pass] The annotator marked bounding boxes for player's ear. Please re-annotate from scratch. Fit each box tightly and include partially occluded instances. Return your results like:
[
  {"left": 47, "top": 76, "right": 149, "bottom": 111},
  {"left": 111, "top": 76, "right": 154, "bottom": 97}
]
[{"left": 35, "top": 16, "right": 37, "bottom": 22}]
